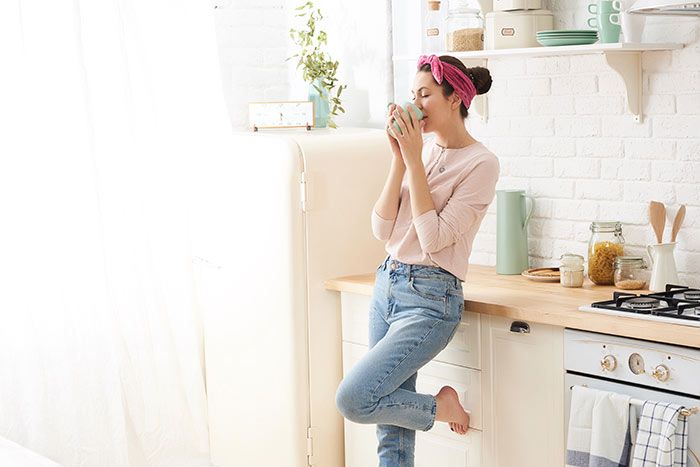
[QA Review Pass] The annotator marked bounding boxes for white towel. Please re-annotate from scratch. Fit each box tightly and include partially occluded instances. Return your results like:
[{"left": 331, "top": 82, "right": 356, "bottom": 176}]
[
  {"left": 567, "top": 385, "right": 632, "bottom": 467},
  {"left": 631, "top": 401, "right": 689, "bottom": 467}
]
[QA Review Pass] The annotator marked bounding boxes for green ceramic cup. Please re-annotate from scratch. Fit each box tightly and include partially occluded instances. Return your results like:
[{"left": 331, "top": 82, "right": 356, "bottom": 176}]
[
  {"left": 588, "top": 0, "right": 621, "bottom": 13},
  {"left": 588, "top": 0, "right": 621, "bottom": 43},
  {"left": 388, "top": 102, "right": 424, "bottom": 136}
]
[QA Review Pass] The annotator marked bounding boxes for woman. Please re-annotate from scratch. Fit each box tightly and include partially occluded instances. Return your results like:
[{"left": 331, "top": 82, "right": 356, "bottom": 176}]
[{"left": 335, "top": 54, "right": 499, "bottom": 466}]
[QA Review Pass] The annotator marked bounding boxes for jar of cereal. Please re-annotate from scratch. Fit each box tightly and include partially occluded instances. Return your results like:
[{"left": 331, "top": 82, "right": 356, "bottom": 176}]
[
  {"left": 445, "top": 0, "right": 484, "bottom": 51},
  {"left": 614, "top": 256, "right": 649, "bottom": 290},
  {"left": 588, "top": 221, "right": 625, "bottom": 285}
]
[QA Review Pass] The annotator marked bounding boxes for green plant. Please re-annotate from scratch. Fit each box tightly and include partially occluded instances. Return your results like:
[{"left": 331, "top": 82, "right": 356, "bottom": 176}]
[{"left": 288, "top": 1, "right": 347, "bottom": 128}]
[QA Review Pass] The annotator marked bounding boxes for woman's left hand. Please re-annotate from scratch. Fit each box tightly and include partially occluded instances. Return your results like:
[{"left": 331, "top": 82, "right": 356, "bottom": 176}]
[{"left": 391, "top": 106, "right": 424, "bottom": 171}]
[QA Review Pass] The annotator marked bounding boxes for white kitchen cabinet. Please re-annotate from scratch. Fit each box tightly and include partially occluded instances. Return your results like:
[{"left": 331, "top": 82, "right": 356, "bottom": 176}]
[
  {"left": 342, "top": 341, "right": 483, "bottom": 467},
  {"left": 339, "top": 290, "right": 483, "bottom": 467},
  {"left": 480, "top": 314, "right": 565, "bottom": 467},
  {"left": 338, "top": 291, "right": 567, "bottom": 467}
]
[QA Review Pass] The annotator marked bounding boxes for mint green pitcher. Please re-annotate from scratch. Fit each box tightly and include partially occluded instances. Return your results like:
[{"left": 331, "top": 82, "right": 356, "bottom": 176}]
[{"left": 496, "top": 190, "right": 535, "bottom": 275}]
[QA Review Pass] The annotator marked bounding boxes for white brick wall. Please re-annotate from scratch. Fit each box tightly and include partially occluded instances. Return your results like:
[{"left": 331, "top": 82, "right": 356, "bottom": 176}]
[
  {"left": 471, "top": 10, "right": 700, "bottom": 286},
  {"left": 213, "top": 0, "right": 700, "bottom": 286}
]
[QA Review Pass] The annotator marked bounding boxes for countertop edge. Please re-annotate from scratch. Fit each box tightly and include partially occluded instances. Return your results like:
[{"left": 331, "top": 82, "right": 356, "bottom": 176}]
[{"left": 324, "top": 277, "right": 700, "bottom": 348}]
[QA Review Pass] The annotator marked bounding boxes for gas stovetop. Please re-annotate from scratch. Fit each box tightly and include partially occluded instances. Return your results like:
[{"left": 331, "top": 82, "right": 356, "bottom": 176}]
[{"left": 578, "top": 284, "right": 700, "bottom": 327}]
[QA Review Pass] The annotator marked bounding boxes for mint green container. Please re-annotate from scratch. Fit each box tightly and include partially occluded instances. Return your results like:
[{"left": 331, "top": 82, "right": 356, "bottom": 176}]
[
  {"left": 390, "top": 102, "right": 424, "bottom": 135},
  {"left": 496, "top": 189, "right": 535, "bottom": 275}
]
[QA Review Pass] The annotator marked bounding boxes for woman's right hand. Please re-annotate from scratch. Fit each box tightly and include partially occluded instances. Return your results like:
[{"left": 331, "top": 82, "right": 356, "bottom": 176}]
[{"left": 385, "top": 104, "right": 405, "bottom": 166}]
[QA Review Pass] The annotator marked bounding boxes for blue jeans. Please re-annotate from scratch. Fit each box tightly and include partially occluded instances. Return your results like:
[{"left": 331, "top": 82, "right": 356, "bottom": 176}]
[{"left": 335, "top": 254, "right": 464, "bottom": 467}]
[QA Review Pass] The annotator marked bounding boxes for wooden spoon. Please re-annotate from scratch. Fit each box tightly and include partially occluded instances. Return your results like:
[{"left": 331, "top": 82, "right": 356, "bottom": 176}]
[
  {"left": 671, "top": 204, "right": 686, "bottom": 242},
  {"left": 649, "top": 201, "right": 666, "bottom": 244}
]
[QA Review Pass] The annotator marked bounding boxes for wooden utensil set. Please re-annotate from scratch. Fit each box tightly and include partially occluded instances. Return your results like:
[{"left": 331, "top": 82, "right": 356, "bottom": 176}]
[{"left": 649, "top": 201, "right": 685, "bottom": 244}]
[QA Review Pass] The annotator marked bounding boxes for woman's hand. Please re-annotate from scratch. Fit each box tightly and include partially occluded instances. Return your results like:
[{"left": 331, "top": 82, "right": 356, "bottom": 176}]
[
  {"left": 390, "top": 105, "right": 424, "bottom": 171},
  {"left": 385, "top": 104, "right": 404, "bottom": 167}
]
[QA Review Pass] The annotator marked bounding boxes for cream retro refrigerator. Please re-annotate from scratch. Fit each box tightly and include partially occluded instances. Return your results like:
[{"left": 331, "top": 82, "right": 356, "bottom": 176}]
[{"left": 191, "top": 128, "right": 391, "bottom": 467}]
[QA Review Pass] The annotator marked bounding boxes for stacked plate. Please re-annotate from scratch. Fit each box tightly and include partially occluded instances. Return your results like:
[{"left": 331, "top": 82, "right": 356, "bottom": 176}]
[{"left": 536, "top": 29, "right": 598, "bottom": 46}]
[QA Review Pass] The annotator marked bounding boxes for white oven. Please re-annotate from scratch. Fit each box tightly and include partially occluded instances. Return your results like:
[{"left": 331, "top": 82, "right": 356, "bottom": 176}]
[{"left": 564, "top": 329, "right": 700, "bottom": 466}]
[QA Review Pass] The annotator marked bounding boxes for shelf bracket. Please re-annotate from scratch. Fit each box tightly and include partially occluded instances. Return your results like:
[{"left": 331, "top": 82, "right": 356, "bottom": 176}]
[
  {"left": 459, "top": 58, "right": 489, "bottom": 122},
  {"left": 603, "top": 51, "right": 643, "bottom": 123}
]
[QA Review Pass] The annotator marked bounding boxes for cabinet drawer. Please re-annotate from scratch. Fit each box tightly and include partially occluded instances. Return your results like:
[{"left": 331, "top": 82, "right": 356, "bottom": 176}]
[
  {"left": 416, "top": 429, "right": 482, "bottom": 467},
  {"left": 342, "top": 341, "right": 483, "bottom": 467},
  {"left": 417, "top": 358, "right": 483, "bottom": 431},
  {"left": 342, "top": 342, "right": 482, "bottom": 430},
  {"left": 340, "top": 292, "right": 481, "bottom": 369},
  {"left": 343, "top": 418, "right": 482, "bottom": 467}
]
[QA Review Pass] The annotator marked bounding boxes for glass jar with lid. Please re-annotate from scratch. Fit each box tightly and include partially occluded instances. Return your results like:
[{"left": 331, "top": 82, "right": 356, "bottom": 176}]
[
  {"left": 614, "top": 256, "right": 649, "bottom": 290},
  {"left": 445, "top": 0, "right": 484, "bottom": 51},
  {"left": 588, "top": 221, "right": 625, "bottom": 285},
  {"left": 560, "top": 253, "right": 584, "bottom": 288},
  {"left": 423, "top": 1, "right": 444, "bottom": 54}
]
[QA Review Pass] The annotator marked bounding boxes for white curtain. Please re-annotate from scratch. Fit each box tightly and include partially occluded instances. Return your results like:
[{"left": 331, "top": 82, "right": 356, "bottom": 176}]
[{"left": 0, "top": 1, "right": 233, "bottom": 466}]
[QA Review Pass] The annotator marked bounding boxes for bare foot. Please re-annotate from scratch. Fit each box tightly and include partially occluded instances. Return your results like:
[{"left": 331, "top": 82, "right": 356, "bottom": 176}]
[{"left": 434, "top": 386, "right": 470, "bottom": 435}]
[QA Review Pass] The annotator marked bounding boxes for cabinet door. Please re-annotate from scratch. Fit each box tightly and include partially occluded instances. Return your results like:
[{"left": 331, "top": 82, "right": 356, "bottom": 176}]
[
  {"left": 342, "top": 341, "right": 482, "bottom": 467},
  {"left": 480, "top": 315, "right": 565, "bottom": 467}
]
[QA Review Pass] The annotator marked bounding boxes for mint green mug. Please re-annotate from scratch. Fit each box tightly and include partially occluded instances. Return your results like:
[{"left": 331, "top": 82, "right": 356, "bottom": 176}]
[
  {"left": 388, "top": 102, "right": 424, "bottom": 136},
  {"left": 588, "top": 0, "right": 621, "bottom": 13},
  {"left": 588, "top": 0, "right": 621, "bottom": 43}
]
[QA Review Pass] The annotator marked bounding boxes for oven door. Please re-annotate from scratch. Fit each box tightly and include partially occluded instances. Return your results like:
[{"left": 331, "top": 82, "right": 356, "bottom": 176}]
[{"left": 565, "top": 373, "right": 700, "bottom": 467}]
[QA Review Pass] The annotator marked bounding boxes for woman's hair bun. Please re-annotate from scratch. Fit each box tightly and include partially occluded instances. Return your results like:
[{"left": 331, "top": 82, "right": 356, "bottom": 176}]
[
  {"left": 427, "top": 55, "right": 493, "bottom": 118},
  {"left": 465, "top": 66, "right": 492, "bottom": 95}
]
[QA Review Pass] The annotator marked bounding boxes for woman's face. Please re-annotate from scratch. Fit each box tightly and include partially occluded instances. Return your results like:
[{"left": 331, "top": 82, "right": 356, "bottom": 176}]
[{"left": 411, "top": 71, "right": 460, "bottom": 133}]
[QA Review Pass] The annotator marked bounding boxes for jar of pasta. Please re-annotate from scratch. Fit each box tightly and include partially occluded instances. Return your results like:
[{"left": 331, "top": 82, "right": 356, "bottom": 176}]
[{"left": 588, "top": 221, "right": 625, "bottom": 285}]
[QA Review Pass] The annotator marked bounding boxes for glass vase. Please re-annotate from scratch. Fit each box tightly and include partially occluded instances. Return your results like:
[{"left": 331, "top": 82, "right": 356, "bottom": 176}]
[{"left": 308, "top": 78, "right": 330, "bottom": 128}]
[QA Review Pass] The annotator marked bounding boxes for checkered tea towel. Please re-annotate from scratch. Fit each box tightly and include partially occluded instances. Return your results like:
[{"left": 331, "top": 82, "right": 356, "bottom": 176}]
[{"left": 631, "top": 400, "right": 689, "bottom": 467}]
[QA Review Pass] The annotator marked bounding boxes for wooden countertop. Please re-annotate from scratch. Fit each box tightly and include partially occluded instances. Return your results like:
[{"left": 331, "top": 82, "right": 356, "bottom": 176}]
[{"left": 324, "top": 264, "right": 700, "bottom": 348}]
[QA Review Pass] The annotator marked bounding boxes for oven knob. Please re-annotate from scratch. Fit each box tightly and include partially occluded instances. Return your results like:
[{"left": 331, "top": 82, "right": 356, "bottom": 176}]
[
  {"left": 628, "top": 353, "right": 645, "bottom": 375},
  {"left": 600, "top": 355, "right": 617, "bottom": 372},
  {"left": 652, "top": 364, "right": 670, "bottom": 382}
]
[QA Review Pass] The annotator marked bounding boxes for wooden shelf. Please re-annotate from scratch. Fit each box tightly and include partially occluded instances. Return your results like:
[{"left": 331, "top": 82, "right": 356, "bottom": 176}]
[
  {"left": 394, "top": 42, "right": 683, "bottom": 122},
  {"left": 393, "top": 42, "right": 682, "bottom": 61}
]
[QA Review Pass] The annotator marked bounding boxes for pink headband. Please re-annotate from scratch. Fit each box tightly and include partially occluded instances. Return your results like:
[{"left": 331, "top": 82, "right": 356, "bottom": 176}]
[{"left": 417, "top": 55, "right": 477, "bottom": 109}]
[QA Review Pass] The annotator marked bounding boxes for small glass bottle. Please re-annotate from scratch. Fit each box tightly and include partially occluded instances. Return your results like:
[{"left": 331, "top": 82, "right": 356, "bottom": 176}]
[
  {"left": 560, "top": 253, "right": 585, "bottom": 288},
  {"left": 445, "top": 0, "right": 484, "bottom": 51},
  {"left": 614, "top": 256, "right": 649, "bottom": 290},
  {"left": 423, "top": 1, "right": 444, "bottom": 54},
  {"left": 588, "top": 221, "right": 625, "bottom": 285}
]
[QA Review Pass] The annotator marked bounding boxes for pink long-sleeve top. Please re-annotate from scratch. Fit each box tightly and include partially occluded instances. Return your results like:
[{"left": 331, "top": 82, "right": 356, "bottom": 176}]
[{"left": 371, "top": 138, "right": 500, "bottom": 282}]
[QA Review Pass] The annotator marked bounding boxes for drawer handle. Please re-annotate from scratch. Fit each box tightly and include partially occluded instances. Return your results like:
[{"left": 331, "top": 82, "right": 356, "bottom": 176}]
[{"left": 509, "top": 321, "right": 530, "bottom": 334}]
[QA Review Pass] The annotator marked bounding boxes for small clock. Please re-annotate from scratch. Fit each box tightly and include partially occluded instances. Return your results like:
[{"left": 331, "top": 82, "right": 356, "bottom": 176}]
[{"left": 248, "top": 101, "right": 315, "bottom": 131}]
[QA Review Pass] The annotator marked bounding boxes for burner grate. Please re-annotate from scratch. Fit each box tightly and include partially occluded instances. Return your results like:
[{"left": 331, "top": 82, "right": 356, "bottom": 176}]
[{"left": 590, "top": 288, "right": 700, "bottom": 322}]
